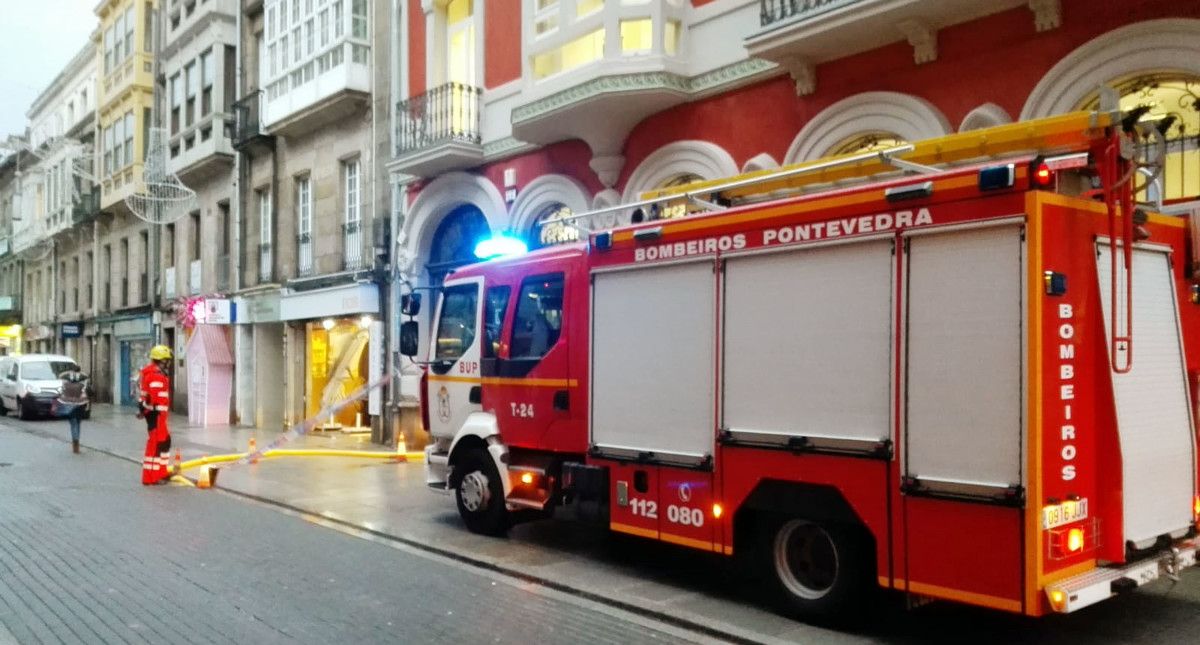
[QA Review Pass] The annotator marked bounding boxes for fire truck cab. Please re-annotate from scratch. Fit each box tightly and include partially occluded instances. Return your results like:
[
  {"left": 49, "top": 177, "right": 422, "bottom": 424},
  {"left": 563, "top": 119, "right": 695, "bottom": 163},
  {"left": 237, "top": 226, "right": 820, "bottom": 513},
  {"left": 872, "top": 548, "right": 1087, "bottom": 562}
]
[{"left": 402, "top": 108, "right": 1200, "bottom": 620}]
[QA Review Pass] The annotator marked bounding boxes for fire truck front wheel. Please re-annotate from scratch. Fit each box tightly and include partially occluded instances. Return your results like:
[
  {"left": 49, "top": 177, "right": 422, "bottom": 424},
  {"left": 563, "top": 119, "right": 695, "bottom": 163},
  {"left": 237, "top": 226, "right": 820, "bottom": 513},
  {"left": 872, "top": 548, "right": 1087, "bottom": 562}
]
[
  {"left": 759, "top": 517, "right": 872, "bottom": 620},
  {"left": 454, "top": 449, "right": 509, "bottom": 536}
]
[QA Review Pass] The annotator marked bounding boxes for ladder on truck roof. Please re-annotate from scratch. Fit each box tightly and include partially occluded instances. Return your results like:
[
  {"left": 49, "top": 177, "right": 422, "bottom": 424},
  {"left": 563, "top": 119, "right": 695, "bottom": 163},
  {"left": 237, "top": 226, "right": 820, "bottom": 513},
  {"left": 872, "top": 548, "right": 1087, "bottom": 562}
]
[{"left": 546, "top": 108, "right": 1162, "bottom": 374}]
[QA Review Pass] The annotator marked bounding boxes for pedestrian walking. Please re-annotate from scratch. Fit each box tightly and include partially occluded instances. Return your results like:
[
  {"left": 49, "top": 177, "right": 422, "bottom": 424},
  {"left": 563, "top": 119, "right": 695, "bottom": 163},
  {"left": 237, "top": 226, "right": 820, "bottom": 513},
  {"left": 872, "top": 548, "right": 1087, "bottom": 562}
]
[
  {"left": 55, "top": 370, "right": 89, "bottom": 454},
  {"left": 139, "top": 345, "right": 174, "bottom": 485}
]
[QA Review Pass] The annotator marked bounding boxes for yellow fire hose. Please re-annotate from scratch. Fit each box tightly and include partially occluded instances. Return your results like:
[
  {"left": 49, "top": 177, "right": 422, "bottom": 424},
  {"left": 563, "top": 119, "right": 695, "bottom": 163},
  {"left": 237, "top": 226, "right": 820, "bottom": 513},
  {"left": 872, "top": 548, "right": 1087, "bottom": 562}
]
[{"left": 178, "top": 449, "right": 426, "bottom": 473}]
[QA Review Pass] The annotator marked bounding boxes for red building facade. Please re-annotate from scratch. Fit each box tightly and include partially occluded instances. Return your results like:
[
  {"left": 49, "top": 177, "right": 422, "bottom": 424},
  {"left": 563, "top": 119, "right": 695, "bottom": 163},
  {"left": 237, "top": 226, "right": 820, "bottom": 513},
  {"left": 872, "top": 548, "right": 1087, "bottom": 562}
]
[{"left": 388, "top": 0, "right": 1200, "bottom": 306}]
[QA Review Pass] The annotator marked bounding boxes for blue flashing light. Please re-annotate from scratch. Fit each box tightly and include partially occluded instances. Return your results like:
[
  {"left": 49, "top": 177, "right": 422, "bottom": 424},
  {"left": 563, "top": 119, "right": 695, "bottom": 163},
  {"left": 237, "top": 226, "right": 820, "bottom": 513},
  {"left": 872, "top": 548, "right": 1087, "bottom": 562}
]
[{"left": 474, "top": 234, "right": 528, "bottom": 260}]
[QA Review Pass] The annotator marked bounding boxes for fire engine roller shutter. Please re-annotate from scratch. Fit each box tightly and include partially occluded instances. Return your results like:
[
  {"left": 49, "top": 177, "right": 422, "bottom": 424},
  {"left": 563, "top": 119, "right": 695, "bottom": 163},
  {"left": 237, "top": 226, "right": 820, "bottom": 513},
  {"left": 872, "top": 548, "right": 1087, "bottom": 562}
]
[
  {"left": 905, "top": 225, "right": 1024, "bottom": 496},
  {"left": 722, "top": 239, "right": 893, "bottom": 450},
  {"left": 590, "top": 260, "right": 715, "bottom": 464},
  {"left": 1096, "top": 244, "right": 1195, "bottom": 547}
]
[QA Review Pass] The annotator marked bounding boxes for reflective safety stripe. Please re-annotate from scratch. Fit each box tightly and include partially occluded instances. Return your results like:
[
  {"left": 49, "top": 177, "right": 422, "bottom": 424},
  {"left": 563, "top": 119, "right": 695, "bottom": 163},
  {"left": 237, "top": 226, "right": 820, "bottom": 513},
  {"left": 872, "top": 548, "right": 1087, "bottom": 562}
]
[
  {"left": 155, "top": 406, "right": 168, "bottom": 411},
  {"left": 148, "top": 381, "right": 164, "bottom": 387}
]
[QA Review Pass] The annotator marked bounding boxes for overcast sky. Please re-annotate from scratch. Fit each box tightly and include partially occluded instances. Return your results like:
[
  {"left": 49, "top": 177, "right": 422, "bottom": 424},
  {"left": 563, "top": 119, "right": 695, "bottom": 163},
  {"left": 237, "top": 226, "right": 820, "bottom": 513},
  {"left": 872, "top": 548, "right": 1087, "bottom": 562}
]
[{"left": 0, "top": 1, "right": 99, "bottom": 144}]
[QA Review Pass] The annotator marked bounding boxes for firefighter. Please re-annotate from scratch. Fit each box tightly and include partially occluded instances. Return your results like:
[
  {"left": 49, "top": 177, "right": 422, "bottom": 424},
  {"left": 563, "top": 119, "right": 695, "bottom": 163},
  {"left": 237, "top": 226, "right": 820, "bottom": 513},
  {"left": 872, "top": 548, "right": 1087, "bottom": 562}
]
[{"left": 139, "top": 345, "right": 173, "bottom": 485}]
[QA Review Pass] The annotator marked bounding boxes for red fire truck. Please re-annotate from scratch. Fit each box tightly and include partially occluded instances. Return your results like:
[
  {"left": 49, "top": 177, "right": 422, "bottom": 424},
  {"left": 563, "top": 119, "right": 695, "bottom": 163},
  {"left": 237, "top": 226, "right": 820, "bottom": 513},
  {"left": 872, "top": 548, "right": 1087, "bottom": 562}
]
[{"left": 401, "top": 108, "right": 1200, "bottom": 619}]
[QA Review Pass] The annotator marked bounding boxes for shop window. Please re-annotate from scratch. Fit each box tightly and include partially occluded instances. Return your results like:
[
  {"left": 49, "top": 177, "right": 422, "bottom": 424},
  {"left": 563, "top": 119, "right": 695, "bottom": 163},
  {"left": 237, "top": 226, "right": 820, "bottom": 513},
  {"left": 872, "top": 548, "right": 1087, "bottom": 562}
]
[
  {"left": 510, "top": 274, "right": 564, "bottom": 360},
  {"left": 1083, "top": 75, "right": 1200, "bottom": 203},
  {"left": 434, "top": 284, "right": 479, "bottom": 362},
  {"left": 482, "top": 286, "right": 511, "bottom": 358}
]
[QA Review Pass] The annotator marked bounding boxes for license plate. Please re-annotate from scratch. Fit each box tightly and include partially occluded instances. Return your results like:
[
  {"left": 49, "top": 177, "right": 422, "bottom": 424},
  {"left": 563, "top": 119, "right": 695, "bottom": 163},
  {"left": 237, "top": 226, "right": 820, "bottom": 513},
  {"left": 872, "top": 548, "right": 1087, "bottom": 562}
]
[{"left": 1043, "top": 498, "right": 1089, "bottom": 530}]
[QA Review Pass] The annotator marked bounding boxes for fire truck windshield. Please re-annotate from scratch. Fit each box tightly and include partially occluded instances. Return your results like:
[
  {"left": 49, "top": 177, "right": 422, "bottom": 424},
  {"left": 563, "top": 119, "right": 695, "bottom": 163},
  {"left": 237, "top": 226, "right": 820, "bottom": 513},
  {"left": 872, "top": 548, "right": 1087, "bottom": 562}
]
[{"left": 434, "top": 284, "right": 479, "bottom": 361}]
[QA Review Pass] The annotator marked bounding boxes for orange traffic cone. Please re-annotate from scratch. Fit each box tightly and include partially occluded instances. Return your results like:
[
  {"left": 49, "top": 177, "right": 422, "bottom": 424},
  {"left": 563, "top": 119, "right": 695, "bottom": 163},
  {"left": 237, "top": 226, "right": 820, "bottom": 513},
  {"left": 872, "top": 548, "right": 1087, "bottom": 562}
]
[
  {"left": 395, "top": 437, "right": 408, "bottom": 462},
  {"left": 248, "top": 437, "right": 259, "bottom": 464},
  {"left": 197, "top": 465, "right": 213, "bottom": 489},
  {"left": 173, "top": 449, "right": 182, "bottom": 475}
]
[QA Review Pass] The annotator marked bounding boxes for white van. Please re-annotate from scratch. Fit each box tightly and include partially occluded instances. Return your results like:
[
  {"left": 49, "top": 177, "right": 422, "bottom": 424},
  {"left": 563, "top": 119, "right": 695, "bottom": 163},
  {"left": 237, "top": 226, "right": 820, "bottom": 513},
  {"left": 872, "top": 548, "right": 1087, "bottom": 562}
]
[{"left": 0, "top": 354, "right": 88, "bottom": 420}]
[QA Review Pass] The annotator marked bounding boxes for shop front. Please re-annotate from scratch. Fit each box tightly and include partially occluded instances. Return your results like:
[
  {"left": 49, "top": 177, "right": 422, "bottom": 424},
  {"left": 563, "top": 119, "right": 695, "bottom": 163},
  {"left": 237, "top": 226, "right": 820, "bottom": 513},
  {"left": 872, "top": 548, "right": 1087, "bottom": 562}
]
[
  {"left": 112, "top": 315, "right": 155, "bottom": 406},
  {"left": 279, "top": 283, "right": 381, "bottom": 432},
  {"left": 0, "top": 324, "right": 22, "bottom": 356},
  {"left": 234, "top": 290, "right": 285, "bottom": 430},
  {"left": 60, "top": 322, "right": 83, "bottom": 362}
]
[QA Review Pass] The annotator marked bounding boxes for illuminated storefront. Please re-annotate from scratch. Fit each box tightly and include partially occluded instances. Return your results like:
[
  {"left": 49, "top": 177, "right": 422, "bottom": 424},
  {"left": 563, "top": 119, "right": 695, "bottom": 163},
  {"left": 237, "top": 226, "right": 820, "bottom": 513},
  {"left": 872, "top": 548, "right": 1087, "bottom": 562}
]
[
  {"left": 279, "top": 283, "right": 382, "bottom": 432},
  {"left": 0, "top": 324, "right": 22, "bottom": 356},
  {"left": 307, "top": 316, "right": 373, "bottom": 430}
]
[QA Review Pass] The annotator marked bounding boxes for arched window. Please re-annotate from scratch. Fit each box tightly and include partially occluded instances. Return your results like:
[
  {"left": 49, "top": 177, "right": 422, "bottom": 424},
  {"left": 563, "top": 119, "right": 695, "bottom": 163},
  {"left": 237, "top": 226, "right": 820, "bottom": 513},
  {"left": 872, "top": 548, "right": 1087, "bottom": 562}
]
[
  {"left": 1082, "top": 75, "right": 1199, "bottom": 203},
  {"left": 828, "top": 132, "right": 907, "bottom": 156},
  {"left": 427, "top": 204, "right": 490, "bottom": 285}
]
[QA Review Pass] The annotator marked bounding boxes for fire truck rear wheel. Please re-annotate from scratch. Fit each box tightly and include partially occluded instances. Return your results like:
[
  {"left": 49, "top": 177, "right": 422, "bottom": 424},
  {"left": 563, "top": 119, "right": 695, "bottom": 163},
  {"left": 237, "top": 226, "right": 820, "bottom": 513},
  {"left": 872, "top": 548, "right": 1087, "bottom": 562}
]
[
  {"left": 759, "top": 517, "right": 870, "bottom": 620},
  {"left": 454, "top": 449, "right": 509, "bottom": 536}
]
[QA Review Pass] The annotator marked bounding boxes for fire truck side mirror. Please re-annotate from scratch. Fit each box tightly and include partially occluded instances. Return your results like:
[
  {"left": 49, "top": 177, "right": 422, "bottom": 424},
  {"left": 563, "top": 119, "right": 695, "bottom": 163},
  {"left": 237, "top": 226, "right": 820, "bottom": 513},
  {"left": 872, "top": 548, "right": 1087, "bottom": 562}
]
[
  {"left": 401, "top": 293, "right": 422, "bottom": 317},
  {"left": 400, "top": 321, "right": 420, "bottom": 357}
]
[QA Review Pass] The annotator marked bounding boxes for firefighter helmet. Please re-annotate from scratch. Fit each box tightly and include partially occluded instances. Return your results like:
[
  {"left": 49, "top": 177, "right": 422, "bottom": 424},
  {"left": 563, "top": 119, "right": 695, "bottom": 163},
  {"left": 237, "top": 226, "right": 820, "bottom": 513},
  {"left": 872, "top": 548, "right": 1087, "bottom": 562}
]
[{"left": 149, "top": 345, "right": 173, "bottom": 361}]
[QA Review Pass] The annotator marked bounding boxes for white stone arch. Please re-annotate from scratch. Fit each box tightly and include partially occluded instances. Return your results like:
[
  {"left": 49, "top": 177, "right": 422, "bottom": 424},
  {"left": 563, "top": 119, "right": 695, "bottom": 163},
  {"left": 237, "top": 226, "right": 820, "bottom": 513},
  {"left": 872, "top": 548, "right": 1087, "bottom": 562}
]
[
  {"left": 621, "top": 140, "right": 739, "bottom": 202},
  {"left": 959, "top": 103, "right": 1012, "bottom": 132},
  {"left": 404, "top": 171, "right": 509, "bottom": 274},
  {"left": 784, "top": 91, "right": 952, "bottom": 164},
  {"left": 741, "top": 153, "right": 779, "bottom": 174},
  {"left": 509, "top": 174, "right": 591, "bottom": 239},
  {"left": 591, "top": 188, "right": 620, "bottom": 209},
  {"left": 1021, "top": 19, "right": 1200, "bottom": 119}
]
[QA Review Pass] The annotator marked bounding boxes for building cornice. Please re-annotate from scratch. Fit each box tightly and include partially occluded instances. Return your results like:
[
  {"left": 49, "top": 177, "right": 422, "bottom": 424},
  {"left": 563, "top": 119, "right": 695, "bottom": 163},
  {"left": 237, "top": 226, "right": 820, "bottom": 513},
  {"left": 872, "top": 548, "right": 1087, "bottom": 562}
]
[{"left": 27, "top": 43, "right": 97, "bottom": 119}]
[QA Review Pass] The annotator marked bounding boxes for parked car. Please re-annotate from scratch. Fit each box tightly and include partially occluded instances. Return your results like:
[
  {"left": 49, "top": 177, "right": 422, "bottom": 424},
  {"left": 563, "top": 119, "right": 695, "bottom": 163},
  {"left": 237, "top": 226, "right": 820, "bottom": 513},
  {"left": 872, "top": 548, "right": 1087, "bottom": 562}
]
[{"left": 0, "top": 354, "right": 90, "bottom": 420}]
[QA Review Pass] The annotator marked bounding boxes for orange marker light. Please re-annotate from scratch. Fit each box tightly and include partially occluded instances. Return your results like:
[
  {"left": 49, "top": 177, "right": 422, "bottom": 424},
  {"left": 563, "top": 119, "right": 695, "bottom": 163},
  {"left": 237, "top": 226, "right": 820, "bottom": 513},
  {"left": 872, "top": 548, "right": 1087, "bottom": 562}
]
[
  {"left": 712, "top": 503, "right": 723, "bottom": 519},
  {"left": 520, "top": 472, "right": 534, "bottom": 485},
  {"left": 1049, "top": 590, "right": 1066, "bottom": 611},
  {"left": 1067, "top": 528, "right": 1085, "bottom": 553},
  {"left": 1193, "top": 495, "right": 1200, "bottom": 519}
]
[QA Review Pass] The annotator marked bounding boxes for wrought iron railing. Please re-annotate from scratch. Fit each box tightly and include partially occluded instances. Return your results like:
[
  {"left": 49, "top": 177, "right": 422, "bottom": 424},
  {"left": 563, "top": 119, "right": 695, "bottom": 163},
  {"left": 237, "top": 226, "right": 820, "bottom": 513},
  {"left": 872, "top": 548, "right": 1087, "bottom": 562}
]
[
  {"left": 231, "top": 90, "right": 271, "bottom": 149},
  {"left": 259, "top": 242, "right": 273, "bottom": 282},
  {"left": 759, "top": 0, "right": 857, "bottom": 27},
  {"left": 297, "top": 233, "right": 314, "bottom": 277},
  {"left": 394, "top": 82, "right": 482, "bottom": 156},
  {"left": 343, "top": 221, "right": 366, "bottom": 271}
]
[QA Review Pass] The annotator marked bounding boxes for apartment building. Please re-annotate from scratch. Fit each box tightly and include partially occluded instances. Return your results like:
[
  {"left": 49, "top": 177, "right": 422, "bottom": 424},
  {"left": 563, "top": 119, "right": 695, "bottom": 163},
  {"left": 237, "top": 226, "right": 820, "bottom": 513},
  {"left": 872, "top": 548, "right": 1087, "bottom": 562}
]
[
  {"left": 155, "top": 0, "right": 240, "bottom": 414},
  {"left": 231, "top": 0, "right": 382, "bottom": 433},
  {"left": 92, "top": 0, "right": 158, "bottom": 404}
]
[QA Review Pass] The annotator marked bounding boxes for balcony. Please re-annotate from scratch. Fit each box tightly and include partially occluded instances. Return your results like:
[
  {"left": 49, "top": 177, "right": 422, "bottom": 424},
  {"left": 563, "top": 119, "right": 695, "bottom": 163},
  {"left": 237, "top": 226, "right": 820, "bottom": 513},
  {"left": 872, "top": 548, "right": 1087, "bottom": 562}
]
[
  {"left": 746, "top": 0, "right": 1025, "bottom": 94},
  {"left": 162, "top": 0, "right": 236, "bottom": 61},
  {"left": 261, "top": 42, "right": 370, "bottom": 138},
  {"left": 509, "top": 1, "right": 690, "bottom": 156},
  {"left": 390, "top": 83, "right": 483, "bottom": 177},
  {"left": 72, "top": 187, "right": 100, "bottom": 223},
  {"left": 231, "top": 91, "right": 274, "bottom": 153},
  {"left": 258, "top": 242, "right": 273, "bottom": 283},
  {"left": 342, "top": 221, "right": 367, "bottom": 272},
  {"left": 168, "top": 112, "right": 235, "bottom": 184},
  {"left": 297, "top": 233, "right": 314, "bottom": 277}
]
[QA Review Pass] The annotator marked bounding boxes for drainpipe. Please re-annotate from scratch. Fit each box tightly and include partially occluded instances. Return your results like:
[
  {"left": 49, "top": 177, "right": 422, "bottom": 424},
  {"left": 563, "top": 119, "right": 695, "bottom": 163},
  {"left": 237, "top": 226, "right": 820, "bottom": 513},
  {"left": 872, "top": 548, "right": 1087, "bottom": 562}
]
[{"left": 232, "top": 0, "right": 245, "bottom": 426}]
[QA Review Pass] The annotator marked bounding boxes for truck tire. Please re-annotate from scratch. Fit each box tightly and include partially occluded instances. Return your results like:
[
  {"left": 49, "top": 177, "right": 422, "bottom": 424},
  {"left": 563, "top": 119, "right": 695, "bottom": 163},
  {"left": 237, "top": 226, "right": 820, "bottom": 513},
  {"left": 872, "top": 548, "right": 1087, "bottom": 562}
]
[
  {"left": 454, "top": 449, "right": 509, "bottom": 536},
  {"left": 757, "top": 517, "right": 872, "bottom": 621}
]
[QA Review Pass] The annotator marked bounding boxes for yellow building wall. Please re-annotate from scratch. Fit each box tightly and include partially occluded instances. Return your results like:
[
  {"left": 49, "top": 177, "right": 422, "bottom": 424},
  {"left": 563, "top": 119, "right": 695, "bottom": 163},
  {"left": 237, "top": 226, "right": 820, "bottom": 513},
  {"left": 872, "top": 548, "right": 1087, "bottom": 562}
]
[{"left": 95, "top": 0, "right": 157, "bottom": 211}]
